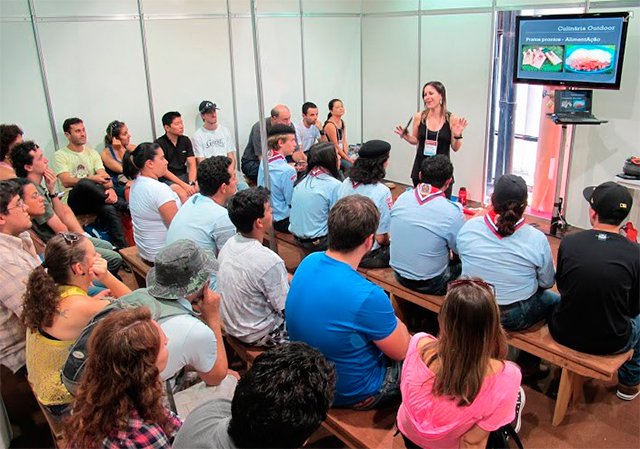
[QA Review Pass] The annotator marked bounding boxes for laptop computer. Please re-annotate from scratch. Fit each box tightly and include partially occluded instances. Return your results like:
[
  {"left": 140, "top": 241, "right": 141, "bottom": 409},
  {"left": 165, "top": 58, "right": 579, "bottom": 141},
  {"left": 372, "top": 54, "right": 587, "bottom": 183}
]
[{"left": 551, "top": 90, "right": 603, "bottom": 124}]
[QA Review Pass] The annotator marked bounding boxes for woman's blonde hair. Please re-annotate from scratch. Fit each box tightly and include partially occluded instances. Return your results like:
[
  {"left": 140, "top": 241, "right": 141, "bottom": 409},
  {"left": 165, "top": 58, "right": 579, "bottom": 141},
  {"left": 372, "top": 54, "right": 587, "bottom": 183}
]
[{"left": 421, "top": 277, "right": 507, "bottom": 406}]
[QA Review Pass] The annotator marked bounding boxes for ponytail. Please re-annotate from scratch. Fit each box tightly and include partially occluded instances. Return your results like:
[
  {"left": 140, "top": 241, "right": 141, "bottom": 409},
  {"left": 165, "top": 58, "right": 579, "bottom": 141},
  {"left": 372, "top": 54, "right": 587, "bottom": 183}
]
[
  {"left": 122, "top": 142, "right": 159, "bottom": 180},
  {"left": 22, "top": 266, "right": 59, "bottom": 331},
  {"left": 494, "top": 201, "right": 526, "bottom": 237}
]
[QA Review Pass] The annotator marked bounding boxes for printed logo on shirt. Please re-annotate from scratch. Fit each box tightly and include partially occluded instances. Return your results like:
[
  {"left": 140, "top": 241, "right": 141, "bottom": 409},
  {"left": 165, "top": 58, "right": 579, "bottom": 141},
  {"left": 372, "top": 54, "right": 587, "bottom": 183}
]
[
  {"left": 414, "top": 183, "right": 445, "bottom": 206},
  {"left": 205, "top": 138, "right": 226, "bottom": 149},
  {"left": 73, "top": 164, "right": 89, "bottom": 178},
  {"left": 386, "top": 195, "right": 393, "bottom": 209},
  {"left": 597, "top": 233, "right": 609, "bottom": 241}
]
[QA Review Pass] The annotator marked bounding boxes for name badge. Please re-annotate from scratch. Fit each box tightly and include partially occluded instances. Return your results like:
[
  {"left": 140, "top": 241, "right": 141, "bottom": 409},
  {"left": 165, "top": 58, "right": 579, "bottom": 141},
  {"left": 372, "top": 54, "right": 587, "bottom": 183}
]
[{"left": 423, "top": 139, "right": 437, "bottom": 157}]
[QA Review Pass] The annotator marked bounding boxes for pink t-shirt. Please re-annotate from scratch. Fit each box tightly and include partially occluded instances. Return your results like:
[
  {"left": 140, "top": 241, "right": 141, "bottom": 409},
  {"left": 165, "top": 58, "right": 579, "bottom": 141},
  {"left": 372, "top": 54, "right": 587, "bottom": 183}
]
[{"left": 397, "top": 333, "right": 521, "bottom": 449}]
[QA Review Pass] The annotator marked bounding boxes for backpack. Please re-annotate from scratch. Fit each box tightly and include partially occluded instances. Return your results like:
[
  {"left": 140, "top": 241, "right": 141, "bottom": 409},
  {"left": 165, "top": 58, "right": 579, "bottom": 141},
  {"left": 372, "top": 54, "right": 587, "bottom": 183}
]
[
  {"left": 61, "top": 288, "right": 197, "bottom": 395},
  {"left": 486, "top": 424, "right": 524, "bottom": 449}
]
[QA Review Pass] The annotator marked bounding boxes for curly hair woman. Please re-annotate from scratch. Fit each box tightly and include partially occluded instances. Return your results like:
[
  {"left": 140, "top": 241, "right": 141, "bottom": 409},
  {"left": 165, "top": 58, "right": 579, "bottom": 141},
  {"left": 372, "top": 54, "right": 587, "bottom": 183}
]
[
  {"left": 65, "top": 307, "right": 181, "bottom": 448},
  {"left": 336, "top": 140, "right": 393, "bottom": 268},
  {"left": 397, "top": 278, "right": 523, "bottom": 449},
  {"left": 22, "top": 233, "right": 130, "bottom": 415}
]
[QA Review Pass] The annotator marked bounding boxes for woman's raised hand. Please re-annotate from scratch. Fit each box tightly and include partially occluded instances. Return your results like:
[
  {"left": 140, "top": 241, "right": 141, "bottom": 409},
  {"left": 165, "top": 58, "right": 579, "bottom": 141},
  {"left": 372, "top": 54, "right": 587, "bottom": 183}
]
[
  {"left": 451, "top": 116, "right": 468, "bottom": 137},
  {"left": 394, "top": 125, "right": 408, "bottom": 138}
]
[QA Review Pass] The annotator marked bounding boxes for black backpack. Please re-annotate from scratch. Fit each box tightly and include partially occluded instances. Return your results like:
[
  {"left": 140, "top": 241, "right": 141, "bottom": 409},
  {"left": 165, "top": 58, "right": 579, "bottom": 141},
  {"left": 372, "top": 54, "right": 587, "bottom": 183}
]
[
  {"left": 486, "top": 424, "right": 524, "bottom": 449},
  {"left": 61, "top": 289, "right": 196, "bottom": 395}
]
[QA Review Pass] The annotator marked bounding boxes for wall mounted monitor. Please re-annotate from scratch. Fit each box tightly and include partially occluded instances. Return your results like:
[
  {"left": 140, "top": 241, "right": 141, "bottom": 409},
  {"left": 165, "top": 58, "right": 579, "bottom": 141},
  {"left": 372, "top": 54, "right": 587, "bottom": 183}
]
[{"left": 514, "top": 12, "right": 630, "bottom": 90}]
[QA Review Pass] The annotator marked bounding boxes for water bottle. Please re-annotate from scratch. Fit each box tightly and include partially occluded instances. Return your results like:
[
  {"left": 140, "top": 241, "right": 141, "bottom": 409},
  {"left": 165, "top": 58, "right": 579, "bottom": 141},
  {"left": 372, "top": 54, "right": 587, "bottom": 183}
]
[{"left": 458, "top": 187, "right": 467, "bottom": 206}]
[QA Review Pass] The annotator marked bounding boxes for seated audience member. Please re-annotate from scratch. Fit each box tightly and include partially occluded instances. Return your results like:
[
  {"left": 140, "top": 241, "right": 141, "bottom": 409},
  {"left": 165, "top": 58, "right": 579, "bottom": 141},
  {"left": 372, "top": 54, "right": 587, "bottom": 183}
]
[
  {"left": 289, "top": 142, "right": 341, "bottom": 252},
  {"left": 154, "top": 111, "right": 196, "bottom": 203},
  {"left": 0, "top": 124, "right": 23, "bottom": 180},
  {"left": 118, "top": 240, "right": 230, "bottom": 386},
  {"left": 337, "top": 140, "right": 393, "bottom": 268},
  {"left": 174, "top": 342, "right": 335, "bottom": 449},
  {"left": 124, "top": 143, "right": 181, "bottom": 264},
  {"left": 65, "top": 307, "right": 182, "bottom": 448},
  {"left": 0, "top": 180, "right": 41, "bottom": 374},
  {"left": 241, "top": 104, "right": 301, "bottom": 182},
  {"left": 218, "top": 188, "right": 289, "bottom": 347},
  {"left": 457, "top": 174, "right": 558, "bottom": 378},
  {"left": 550, "top": 182, "right": 640, "bottom": 401},
  {"left": 294, "top": 102, "right": 323, "bottom": 155},
  {"left": 100, "top": 120, "right": 135, "bottom": 199},
  {"left": 22, "top": 233, "right": 130, "bottom": 415},
  {"left": 286, "top": 195, "right": 411, "bottom": 409},
  {"left": 257, "top": 124, "right": 297, "bottom": 233},
  {"left": 397, "top": 278, "right": 523, "bottom": 449},
  {"left": 193, "top": 101, "right": 236, "bottom": 163},
  {"left": 54, "top": 117, "right": 128, "bottom": 249},
  {"left": 12, "top": 142, "right": 122, "bottom": 273},
  {"left": 166, "top": 156, "right": 237, "bottom": 256},
  {"left": 390, "top": 155, "right": 464, "bottom": 295}
]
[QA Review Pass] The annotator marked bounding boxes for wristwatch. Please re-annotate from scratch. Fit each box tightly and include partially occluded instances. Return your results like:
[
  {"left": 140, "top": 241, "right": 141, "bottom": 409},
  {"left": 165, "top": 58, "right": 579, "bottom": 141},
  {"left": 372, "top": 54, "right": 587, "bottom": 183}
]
[
  {"left": 453, "top": 134, "right": 463, "bottom": 140},
  {"left": 48, "top": 191, "right": 61, "bottom": 199},
  {"left": 188, "top": 181, "right": 196, "bottom": 186}
]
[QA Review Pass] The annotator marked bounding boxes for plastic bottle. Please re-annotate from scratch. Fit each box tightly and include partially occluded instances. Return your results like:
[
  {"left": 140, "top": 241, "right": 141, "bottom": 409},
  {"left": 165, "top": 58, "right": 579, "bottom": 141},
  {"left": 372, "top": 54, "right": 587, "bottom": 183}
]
[{"left": 458, "top": 187, "right": 467, "bottom": 206}]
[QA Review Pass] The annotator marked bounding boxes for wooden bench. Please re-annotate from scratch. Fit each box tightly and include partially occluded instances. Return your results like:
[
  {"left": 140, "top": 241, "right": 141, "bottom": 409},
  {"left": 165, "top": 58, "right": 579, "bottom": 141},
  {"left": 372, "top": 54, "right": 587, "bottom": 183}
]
[
  {"left": 119, "top": 245, "right": 151, "bottom": 288},
  {"left": 365, "top": 267, "right": 634, "bottom": 426},
  {"left": 322, "top": 407, "right": 406, "bottom": 449},
  {"left": 223, "top": 334, "right": 265, "bottom": 370},
  {"left": 28, "top": 382, "right": 67, "bottom": 448}
]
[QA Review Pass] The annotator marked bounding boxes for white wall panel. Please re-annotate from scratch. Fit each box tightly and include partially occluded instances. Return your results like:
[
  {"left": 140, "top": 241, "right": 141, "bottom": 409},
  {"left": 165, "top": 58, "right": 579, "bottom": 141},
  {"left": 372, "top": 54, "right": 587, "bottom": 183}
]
[
  {"left": 0, "top": 22, "right": 54, "bottom": 156},
  {"left": 364, "top": 0, "right": 419, "bottom": 13},
  {"left": 362, "top": 16, "right": 419, "bottom": 184},
  {"left": 0, "top": 0, "right": 30, "bottom": 18},
  {"left": 303, "top": 17, "right": 361, "bottom": 142},
  {"left": 142, "top": 0, "right": 226, "bottom": 16},
  {"left": 33, "top": 0, "right": 138, "bottom": 17},
  {"left": 421, "top": 13, "right": 493, "bottom": 202},
  {"left": 565, "top": 6, "right": 640, "bottom": 229},
  {"left": 302, "top": 0, "right": 362, "bottom": 14},
  {"left": 421, "top": 0, "right": 492, "bottom": 9},
  {"left": 38, "top": 20, "right": 152, "bottom": 150},
  {"left": 144, "top": 18, "right": 235, "bottom": 141}
]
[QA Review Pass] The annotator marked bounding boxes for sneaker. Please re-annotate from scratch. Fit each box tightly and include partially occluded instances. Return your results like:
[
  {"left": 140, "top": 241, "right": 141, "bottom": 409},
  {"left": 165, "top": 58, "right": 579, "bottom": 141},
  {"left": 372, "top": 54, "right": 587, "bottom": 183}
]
[
  {"left": 513, "top": 387, "right": 526, "bottom": 433},
  {"left": 616, "top": 383, "right": 640, "bottom": 401}
]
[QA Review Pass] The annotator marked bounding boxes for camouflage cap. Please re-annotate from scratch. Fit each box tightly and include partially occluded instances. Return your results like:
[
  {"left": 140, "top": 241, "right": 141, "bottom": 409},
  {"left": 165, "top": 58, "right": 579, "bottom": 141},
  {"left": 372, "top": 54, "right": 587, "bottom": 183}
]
[{"left": 146, "top": 239, "right": 218, "bottom": 300}]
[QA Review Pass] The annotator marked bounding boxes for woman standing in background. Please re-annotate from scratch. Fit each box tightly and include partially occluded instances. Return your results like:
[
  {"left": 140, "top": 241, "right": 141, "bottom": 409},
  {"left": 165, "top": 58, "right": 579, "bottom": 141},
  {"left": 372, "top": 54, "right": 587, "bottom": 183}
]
[{"left": 395, "top": 81, "right": 468, "bottom": 197}]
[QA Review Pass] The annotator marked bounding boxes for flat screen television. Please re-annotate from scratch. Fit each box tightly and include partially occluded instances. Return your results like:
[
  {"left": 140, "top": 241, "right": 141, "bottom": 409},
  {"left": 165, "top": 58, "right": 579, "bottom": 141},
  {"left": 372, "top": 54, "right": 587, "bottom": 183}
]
[{"left": 514, "top": 12, "right": 630, "bottom": 90}]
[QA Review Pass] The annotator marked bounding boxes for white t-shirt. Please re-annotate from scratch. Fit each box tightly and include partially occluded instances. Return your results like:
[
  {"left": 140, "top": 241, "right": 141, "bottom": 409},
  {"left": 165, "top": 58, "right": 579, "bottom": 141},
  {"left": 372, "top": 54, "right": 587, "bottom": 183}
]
[
  {"left": 160, "top": 299, "right": 218, "bottom": 381},
  {"left": 192, "top": 125, "right": 235, "bottom": 159},
  {"left": 294, "top": 120, "right": 321, "bottom": 153},
  {"left": 129, "top": 175, "right": 181, "bottom": 261}
]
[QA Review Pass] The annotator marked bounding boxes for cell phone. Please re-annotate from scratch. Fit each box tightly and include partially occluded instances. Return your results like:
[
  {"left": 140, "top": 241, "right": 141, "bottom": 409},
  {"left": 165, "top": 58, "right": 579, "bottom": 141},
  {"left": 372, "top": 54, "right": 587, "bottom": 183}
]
[
  {"left": 403, "top": 116, "right": 413, "bottom": 134},
  {"left": 55, "top": 191, "right": 66, "bottom": 199}
]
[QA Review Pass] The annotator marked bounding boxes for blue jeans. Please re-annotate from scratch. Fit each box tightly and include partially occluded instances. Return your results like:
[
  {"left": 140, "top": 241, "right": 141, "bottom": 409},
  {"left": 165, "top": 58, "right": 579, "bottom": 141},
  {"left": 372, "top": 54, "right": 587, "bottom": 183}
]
[
  {"left": 395, "top": 263, "right": 462, "bottom": 296},
  {"left": 350, "top": 359, "right": 402, "bottom": 411},
  {"left": 500, "top": 288, "right": 561, "bottom": 332},
  {"left": 618, "top": 315, "right": 640, "bottom": 387}
]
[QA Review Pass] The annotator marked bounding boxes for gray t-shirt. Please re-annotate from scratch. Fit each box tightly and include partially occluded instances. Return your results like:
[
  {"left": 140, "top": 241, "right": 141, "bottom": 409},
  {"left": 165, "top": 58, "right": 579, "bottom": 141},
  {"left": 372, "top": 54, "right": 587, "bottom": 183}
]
[
  {"left": 218, "top": 234, "right": 289, "bottom": 343},
  {"left": 173, "top": 398, "right": 236, "bottom": 449}
]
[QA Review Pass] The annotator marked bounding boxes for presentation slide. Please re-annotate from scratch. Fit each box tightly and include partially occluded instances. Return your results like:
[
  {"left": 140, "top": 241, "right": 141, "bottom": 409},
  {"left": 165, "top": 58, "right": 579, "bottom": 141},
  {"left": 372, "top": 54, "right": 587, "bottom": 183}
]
[{"left": 516, "top": 15, "right": 626, "bottom": 86}]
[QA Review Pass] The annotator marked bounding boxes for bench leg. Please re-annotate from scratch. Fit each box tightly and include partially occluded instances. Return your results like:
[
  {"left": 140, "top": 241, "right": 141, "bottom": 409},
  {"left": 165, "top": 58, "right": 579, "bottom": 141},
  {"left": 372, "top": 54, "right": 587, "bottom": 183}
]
[
  {"left": 553, "top": 368, "right": 584, "bottom": 426},
  {"left": 132, "top": 271, "right": 147, "bottom": 288}
]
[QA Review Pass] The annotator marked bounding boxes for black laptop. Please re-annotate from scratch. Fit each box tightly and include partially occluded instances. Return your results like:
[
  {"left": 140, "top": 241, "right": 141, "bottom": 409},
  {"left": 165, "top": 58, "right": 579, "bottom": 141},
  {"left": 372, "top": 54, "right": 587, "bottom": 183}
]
[{"left": 551, "top": 90, "right": 604, "bottom": 124}]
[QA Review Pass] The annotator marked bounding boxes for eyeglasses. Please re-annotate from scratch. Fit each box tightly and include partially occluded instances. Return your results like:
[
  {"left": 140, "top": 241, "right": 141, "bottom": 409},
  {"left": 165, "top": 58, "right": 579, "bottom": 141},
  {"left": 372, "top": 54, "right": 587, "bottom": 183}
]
[
  {"left": 26, "top": 191, "right": 42, "bottom": 200},
  {"left": 447, "top": 278, "right": 496, "bottom": 295},
  {"left": 7, "top": 198, "right": 26, "bottom": 211}
]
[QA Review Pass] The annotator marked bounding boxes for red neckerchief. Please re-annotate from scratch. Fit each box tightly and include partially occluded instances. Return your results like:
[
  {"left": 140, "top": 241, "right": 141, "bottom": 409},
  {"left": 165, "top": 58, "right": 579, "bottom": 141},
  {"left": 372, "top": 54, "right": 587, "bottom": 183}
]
[
  {"left": 310, "top": 167, "right": 329, "bottom": 177},
  {"left": 351, "top": 179, "right": 361, "bottom": 189},
  {"left": 268, "top": 151, "right": 285, "bottom": 163},
  {"left": 414, "top": 183, "right": 445, "bottom": 205},
  {"left": 484, "top": 209, "right": 525, "bottom": 239}
]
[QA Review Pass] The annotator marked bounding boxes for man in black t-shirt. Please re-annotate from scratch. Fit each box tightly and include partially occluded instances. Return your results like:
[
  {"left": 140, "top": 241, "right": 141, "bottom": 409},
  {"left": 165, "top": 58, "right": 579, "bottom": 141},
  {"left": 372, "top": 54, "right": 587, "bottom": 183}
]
[
  {"left": 155, "top": 111, "right": 197, "bottom": 203},
  {"left": 549, "top": 181, "right": 639, "bottom": 401}
]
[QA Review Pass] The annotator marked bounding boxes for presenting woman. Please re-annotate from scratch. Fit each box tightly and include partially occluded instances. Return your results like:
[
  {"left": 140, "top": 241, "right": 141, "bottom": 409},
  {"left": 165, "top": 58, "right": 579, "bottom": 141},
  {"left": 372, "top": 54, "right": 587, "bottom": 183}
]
[
  {"left": 65, "top": 307, "right": 182, "bottom": 448},
  {"left": 22, "top": 233, "right": 130, "bottom": 416},
  {"left": 395, "top": 81, "right": 468, "bottom": 196},
  {"left": 397, "top": 278, "right": 523, "bottom": 449},
  {"left": 124, "top": 142, "right": 181, "bottom": 264}
]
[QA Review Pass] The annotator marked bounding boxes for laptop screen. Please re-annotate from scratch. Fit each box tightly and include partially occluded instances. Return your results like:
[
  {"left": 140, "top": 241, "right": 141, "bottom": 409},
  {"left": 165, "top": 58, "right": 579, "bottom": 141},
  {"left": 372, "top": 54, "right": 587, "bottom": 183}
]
[{"left": 555, "top": 90, "right": 592, "bottom": 114}]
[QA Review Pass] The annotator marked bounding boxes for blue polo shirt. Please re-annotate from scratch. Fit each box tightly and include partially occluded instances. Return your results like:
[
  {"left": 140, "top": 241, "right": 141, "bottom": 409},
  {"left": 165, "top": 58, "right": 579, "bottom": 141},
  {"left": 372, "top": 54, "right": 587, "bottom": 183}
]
[
  {"left": 337, "top": 179, "right": 392, "bottom": 250},
  {"left": 166, "top": 193, "right": 236, "bottom": 256},
  {"left": 456, "top": 214, "right": 555, "bottom": 305},
  {"left": 390, "top": 185, "right": 464, "bottom": 280},
  {"left": 257, "top": 153, "right": 296, "bottom": 221},
  {"left": 289, "top": 170, "right": 341, "bottom": 238},
  {"left": 286, "top": 252, "right": 398, "bottom": 406}
]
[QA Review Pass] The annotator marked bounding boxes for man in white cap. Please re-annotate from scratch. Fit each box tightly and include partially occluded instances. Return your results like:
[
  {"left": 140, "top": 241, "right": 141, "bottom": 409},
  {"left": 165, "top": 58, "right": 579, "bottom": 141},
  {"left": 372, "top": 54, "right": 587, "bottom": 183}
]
[{"left": 193, "top": 100, "right": 236, "bottom": 164}]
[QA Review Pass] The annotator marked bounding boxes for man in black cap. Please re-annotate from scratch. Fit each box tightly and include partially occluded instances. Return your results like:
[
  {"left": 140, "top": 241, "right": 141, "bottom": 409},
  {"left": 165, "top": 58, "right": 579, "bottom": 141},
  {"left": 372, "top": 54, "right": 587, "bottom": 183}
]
[
  {"left": 337, "top": 140, "right": 394, "bottom": 267},
  {"left": 193, "top": 100, "right": 236, "bottom": 164},
  {"left": 550, "top": 181, "right": 639, "bottom": 401}
]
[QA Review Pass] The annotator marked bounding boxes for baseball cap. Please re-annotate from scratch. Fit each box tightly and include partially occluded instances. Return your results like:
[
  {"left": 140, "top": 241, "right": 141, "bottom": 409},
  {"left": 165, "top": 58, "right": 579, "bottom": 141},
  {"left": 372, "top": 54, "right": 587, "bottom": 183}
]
[
  {"left": 146, "top": 239, "right": 218, "bottom": 300},
  {"left": 199, "top": 101, "right": 219, "bottom": 114},
  {"left": 492, "top": 174, "right": 528, "bottom": 207},
  {"left": 583, "top": 181, "right": 633, "bottom": 222}
]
